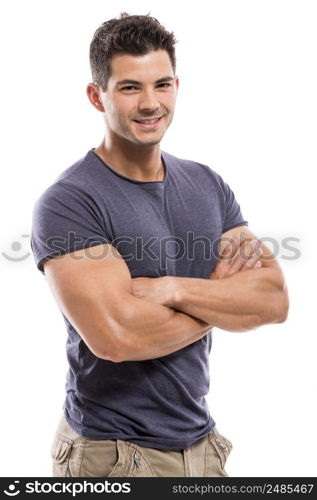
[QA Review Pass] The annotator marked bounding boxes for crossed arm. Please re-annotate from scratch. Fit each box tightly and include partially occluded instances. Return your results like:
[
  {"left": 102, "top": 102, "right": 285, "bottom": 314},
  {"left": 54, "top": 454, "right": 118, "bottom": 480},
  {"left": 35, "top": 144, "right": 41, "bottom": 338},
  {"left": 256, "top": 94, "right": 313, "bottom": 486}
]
[
  {"left": 44, "top": 226, "right": 288, "bottom": 362},
  {"left": 132, "top": 226, "right": 289, "bottom": 332},
  {"left": 44, "top": 244, "right": 212, "bottom": 362}
]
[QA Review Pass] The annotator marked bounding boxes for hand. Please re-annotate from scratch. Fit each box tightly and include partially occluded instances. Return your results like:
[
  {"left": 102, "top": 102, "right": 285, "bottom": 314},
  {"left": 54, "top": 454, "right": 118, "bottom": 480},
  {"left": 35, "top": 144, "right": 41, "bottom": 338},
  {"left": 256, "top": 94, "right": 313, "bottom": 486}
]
[
  {"left": 132, "top": 276, "right": 212, "bottom": 329},
  {"left": 132, "top": 276, "right": 175, "bottom": 306},
  {"left": 209, "top": 232, "right": 263, "bottom": 280}
]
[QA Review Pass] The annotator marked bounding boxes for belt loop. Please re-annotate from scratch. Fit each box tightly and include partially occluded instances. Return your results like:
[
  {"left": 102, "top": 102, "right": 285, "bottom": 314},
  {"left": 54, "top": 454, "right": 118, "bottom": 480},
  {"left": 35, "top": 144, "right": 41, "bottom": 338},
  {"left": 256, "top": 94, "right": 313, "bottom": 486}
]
[{"left": 182, "top": 447, "right": 193, "bottom": 477}]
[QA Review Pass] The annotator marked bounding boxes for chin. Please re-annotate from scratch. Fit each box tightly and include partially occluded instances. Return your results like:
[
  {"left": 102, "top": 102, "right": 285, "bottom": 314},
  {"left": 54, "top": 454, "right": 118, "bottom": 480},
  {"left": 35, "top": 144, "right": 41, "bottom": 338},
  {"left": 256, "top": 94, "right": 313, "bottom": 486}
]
[
  {"left": 130, "top": 134, "right": 163, "bottom": 147},
  {"left": 135, "top": 140, "right": 162, "bottom": 148}
]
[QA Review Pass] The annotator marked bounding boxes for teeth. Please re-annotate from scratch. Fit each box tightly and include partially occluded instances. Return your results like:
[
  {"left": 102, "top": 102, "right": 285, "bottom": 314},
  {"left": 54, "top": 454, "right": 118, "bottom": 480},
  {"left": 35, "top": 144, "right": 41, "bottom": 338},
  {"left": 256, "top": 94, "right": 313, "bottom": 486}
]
[{"left": 136, "top": 118, "right": 160, "bottom": 124}]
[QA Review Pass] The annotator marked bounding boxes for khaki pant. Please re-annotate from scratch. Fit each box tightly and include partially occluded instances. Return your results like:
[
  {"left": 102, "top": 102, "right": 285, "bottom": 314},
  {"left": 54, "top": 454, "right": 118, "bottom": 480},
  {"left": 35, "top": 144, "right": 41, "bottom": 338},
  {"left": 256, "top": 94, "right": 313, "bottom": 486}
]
[{"left": 51, "top": 415, "right": 233, "bottom": 477}]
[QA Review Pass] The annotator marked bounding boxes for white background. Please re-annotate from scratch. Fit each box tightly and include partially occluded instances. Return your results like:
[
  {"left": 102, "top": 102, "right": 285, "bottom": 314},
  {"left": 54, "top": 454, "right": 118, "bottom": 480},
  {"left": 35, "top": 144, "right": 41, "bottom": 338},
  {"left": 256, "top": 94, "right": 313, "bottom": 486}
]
[{"left": 0, "top": 0, "right": 316, "bottom": 477}]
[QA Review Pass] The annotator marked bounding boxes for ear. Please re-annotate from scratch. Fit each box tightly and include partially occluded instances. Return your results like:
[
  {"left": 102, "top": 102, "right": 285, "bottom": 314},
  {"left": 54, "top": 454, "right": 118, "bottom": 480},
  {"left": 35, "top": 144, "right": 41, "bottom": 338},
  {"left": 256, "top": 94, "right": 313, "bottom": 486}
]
[
  {"left": 175, "top": 76, "right": 180, "bottom": 92},
  {"left": 86, "top": 83, "right": 105, "bottom": 112}
]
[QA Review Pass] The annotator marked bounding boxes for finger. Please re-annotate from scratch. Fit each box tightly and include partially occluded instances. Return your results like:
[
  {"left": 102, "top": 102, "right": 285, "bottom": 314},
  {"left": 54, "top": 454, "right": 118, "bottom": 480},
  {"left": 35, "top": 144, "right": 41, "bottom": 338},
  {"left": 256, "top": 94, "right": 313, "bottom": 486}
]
[
  {"left": 210, "top": 260, "right": 231, "bottom": 279},
  {"left": 241, "top": 259, "right": 262, "bottom": 271},
  {"left": 219, "top": 231, "right": 247, "bottom": 260},
  {"left": 240, "top": 247, "right": 263, "bottom": 271},
  {"left": 228, "top": 239, "right": 260, "bottom": 273}
]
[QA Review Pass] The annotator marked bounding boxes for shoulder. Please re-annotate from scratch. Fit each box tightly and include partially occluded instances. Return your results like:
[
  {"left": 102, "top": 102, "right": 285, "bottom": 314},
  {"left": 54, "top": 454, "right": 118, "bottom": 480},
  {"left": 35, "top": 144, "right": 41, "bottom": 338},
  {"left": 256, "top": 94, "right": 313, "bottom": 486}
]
[
  {"left": 33, "top": 150, "right": 103, "bottom": 210},
  {"left": 55, "top": 149, "right": 103, "bottom": 188},
  {"left": 163, "top": 150, "right": 226, "bottom": 191}
]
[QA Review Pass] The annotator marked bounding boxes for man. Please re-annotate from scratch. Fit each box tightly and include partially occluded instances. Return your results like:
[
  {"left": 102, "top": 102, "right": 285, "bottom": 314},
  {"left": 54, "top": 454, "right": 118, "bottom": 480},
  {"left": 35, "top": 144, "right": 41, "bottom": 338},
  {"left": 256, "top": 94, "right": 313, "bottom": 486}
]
[{"left": 31, "top": 13, "right": 289, "bottom": 477}]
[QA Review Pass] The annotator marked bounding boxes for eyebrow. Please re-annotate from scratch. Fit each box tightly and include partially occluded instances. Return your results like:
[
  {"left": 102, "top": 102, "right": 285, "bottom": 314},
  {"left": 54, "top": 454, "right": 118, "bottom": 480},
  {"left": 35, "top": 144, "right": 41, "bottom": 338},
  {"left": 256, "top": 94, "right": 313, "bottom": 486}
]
[{"left": 116, "top": 76, "right": 175, "bottom": 86}]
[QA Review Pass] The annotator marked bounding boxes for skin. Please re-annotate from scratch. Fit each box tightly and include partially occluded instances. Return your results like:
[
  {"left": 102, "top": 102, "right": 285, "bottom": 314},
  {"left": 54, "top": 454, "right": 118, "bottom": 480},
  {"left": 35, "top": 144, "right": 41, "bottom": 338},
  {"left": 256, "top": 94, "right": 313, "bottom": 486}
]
[
  {"left": 44, "top": 50, "right": 211, "bottom": 362},
  {"left": 132, "top": 226, "right": 289, "bottom": 332},
  {"left": 43, "top": 49, "right": 289, "bottom": 362},
  {"left": 86, "top": 50, "right": 179, "bottom": 182}
]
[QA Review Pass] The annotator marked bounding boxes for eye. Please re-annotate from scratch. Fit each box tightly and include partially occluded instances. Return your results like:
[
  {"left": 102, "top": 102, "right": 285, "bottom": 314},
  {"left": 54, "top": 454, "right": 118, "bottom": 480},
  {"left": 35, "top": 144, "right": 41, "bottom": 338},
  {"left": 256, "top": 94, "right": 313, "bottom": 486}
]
[
  {"left": 120, "top": 86, "right": 139, "bottom": 92},
  {"left": 157, "top": 83, "right": 172, "bottom": 88}
]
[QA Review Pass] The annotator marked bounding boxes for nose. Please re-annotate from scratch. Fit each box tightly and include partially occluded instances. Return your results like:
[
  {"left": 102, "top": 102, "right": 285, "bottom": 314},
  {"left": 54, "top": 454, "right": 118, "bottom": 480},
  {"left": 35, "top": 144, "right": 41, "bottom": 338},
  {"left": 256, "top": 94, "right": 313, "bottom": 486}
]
[{"left": 138, "top": 88, "right": 160, "bottom": 114}]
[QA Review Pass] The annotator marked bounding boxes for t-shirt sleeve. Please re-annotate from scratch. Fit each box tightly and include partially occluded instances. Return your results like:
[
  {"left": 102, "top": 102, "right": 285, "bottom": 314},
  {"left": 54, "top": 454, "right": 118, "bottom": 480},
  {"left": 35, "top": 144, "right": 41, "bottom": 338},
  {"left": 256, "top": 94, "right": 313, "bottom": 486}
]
[
  {"left": 214, "top": 172, "right": 248, "bottom": 233},
  {"left": 31, "top": 180, "right": 112, "bottom": 275}
]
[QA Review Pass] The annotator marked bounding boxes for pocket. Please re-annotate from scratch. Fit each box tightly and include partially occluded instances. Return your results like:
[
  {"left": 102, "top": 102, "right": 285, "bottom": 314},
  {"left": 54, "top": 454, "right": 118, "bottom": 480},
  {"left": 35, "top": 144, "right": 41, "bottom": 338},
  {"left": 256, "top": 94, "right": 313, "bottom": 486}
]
[
  {"left": 78, "top": 438, "right": 127, "bottom": 477},
  {"left": 51, "top": 433, "right": 74, "bottom": 477},
  {"left": 208, "top": 427, "right": 233, "bottom": 471},
  {"left": 108, "top": 440, "right": 126, "bottom": 477}
]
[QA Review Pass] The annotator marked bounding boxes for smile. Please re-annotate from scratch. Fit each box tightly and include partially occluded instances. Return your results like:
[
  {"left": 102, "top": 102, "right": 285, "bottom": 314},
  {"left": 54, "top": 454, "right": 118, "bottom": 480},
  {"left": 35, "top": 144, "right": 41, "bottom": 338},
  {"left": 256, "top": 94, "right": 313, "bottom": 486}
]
[{"left": 133, "top": 116, "right": 163, "bottom": 128}]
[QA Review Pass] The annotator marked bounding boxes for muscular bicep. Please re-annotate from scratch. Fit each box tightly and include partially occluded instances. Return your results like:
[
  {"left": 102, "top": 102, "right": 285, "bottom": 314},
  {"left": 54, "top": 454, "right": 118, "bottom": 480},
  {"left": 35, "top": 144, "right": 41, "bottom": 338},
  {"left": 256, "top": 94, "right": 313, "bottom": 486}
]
[
  {"left": 220, "top": 225, "right": 282, "bottom": 271},
  {"left": 43, "top": 243, "right": 132, "bottom": 360}
]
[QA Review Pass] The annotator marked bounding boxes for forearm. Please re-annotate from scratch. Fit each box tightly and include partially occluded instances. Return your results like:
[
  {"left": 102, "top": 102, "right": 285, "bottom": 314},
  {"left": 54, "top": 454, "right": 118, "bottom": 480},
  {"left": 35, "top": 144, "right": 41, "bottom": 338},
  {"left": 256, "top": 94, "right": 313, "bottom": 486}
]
[
  {"left": 167, "top": 268, "right": 289, "bottom": 332},
  {"left": 108, "top": 294, "right": 212, "bottom": 362}
]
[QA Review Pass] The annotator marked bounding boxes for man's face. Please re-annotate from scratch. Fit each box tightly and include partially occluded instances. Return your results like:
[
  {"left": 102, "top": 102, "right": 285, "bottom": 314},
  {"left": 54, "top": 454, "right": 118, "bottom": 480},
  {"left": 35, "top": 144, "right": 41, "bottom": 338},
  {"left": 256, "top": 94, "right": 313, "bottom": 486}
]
[{"left": 99, "top": 50, "right": 179, "bottom": 147}]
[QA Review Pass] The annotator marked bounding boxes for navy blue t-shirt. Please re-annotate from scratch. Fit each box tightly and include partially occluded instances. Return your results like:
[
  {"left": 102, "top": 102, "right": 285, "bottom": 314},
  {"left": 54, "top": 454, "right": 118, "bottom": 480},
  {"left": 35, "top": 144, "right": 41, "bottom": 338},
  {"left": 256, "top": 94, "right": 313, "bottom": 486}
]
[{"left": 31, "top": 149, "right": 248, "bottom": 449}]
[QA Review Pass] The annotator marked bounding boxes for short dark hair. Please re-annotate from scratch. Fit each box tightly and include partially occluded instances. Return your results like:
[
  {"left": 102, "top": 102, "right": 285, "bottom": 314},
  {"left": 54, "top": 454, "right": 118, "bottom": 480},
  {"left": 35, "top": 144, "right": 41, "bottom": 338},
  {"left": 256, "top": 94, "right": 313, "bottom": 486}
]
[{"left": 89, "top": 12, "right": 177, "bottom": 90}]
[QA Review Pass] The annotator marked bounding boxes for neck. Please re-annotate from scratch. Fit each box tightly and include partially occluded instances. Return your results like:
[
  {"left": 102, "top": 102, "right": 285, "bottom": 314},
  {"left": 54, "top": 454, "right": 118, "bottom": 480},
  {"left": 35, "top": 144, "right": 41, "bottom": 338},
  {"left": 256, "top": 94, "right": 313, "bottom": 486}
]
[{"left": 94, "top": 135, "right": 164, "bottom": 182}]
